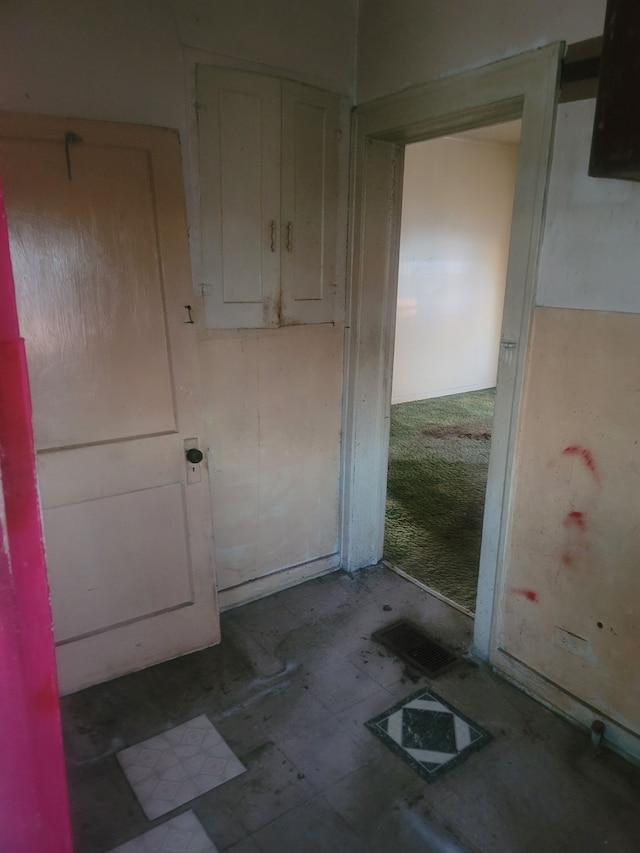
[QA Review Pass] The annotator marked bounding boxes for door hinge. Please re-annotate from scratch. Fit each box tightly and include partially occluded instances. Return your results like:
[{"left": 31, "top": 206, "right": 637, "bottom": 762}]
[{"left": 500, "top": 340, "right": 518, "bottom": 367}]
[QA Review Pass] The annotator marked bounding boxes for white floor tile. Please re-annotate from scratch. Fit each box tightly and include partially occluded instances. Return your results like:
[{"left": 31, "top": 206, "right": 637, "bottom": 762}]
[
  {"left": 117, "top": 715, "right": 245, "bottom": 820},
  {"left": 107, "top": 809, "right": 218, "bottom": 852}
]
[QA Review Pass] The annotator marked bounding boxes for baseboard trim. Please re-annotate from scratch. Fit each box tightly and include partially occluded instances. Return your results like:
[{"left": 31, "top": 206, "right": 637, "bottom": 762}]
[
  {"left": 492, "top": 647, "right": 640, "bottom": 766},
  {"left": 218, "top": 553, "right": 341, "bottom": 611},
  {"left": 391, "top": 382, "right": 496, "bottom": 405},
  {"left": 382, "top": 559, "right": 475, "bottom": 618}
]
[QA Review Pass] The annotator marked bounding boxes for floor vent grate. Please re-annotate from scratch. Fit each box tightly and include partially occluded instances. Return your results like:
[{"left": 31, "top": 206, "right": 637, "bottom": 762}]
[{"left": 373, "top": 620, "right": 459, "bottom": 677}]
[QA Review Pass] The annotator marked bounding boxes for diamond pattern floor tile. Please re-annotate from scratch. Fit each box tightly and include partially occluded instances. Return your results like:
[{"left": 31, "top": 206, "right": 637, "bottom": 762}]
[
  {"left": 107, "top": 809, "right": 218, "bottom": 852},
  {"left": 117, "top": 715, "right": 245, "bottom": 820},
  {"left": 365, "top": 688, "right": 491, "bottom": 782}
]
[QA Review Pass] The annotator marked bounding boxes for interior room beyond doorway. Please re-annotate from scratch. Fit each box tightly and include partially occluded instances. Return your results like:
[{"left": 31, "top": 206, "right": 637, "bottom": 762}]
[{"left": 384, "top": 120, "right": 521, "bottom": 614}]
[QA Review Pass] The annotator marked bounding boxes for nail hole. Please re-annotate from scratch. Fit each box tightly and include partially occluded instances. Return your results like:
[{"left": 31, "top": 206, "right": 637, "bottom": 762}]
[{"left": 597, "top": 622, "right": 603, "bottom": 629}]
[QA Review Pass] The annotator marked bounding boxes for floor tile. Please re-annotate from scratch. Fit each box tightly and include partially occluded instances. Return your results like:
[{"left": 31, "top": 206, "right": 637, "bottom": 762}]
[
  {"left": 214, "top": 671, "right": 331, "bottom": 755},
  {"left": 62, "top": 564, "right": 640, "bottom": 852},
  {"left": 428, "top": 734, "right": 640, "bottom": 853},
  {"left": 66, "top": 757, "right": 144, "bottom": 853},
  {"left": 365, "top": 687, "right": 491, "bottom": 783},
  {"left": 346, "top": 644, "right": 406, "bottom": 687},
  {"left": 117, "top": 716, "right": 245, "bottom": 820},
  {"left": 222, "top": 837, "right": 263, "bottom": 853},
  {"left": 356, "top": 567, "right": 474, "bottom": 652},
  {"left": 204, "top": 743, "right": 316, "bottom": 835},
  {"left": 251, "top": 794, "right": 367, "bottom": 853},
  {"left": 301, "top": 650, "right": 384, "bottom": 714},
  {"left": 280, "top": 572, "right": 362, "bottom": 622},
  {"left": 360, "top": 802, "right": 466, "bottom": 853},
  {"left": 107, "top": 810, "right": 218, "bottom": 853},
  {"left": 334, "top": 680, "right": 426, "bottom": 737},
  {"left": 322, "top": 754, "right": 432, "bottom": 842},
  {"left": 280, "top": 714, "right": 377, "bottom": 791}
]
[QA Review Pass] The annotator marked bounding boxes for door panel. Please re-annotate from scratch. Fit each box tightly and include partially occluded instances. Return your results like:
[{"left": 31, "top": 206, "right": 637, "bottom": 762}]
[
  {"left": 280, "top": 81, "right": 341, "bottom": 324},
  {"left": 219, "top": 89, "right": 268, "bottom": 303},
  {"left": 0, "top": 112, "right": 219, "bottom": 693},
  {"left": 45, "top": 483, "right": 192, "bottom": 642},
  {"left": 288, "top": 100, "right": 326, "bottom": 301},
  {"left": 36, "top": 434, "right": 182, "bottom": 507},
  {"left": 4, "top": 139, "right": 176, "bottom": 449}
]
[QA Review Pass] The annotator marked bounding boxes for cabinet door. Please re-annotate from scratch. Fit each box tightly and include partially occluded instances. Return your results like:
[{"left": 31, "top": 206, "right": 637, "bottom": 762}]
[
  {"left": 280, "top": 82, "right": 344, "bottom": 325},
  {"left": 197, "top": 66, "right": 281, "bottom": 328}
]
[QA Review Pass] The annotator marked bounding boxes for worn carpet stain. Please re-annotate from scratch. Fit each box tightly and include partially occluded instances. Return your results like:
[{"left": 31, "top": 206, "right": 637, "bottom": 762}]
[
  {"left": 421, "top": 423, "right": 491, "bottom": 441},
  {"left": 384, "top": 389, "right": 495, "bottom": 611}
]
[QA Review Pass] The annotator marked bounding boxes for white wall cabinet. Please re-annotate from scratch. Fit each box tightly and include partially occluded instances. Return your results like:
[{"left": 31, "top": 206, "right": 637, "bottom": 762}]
[{"left": 197, "top": 65, "right": 346, "bottom": 328}]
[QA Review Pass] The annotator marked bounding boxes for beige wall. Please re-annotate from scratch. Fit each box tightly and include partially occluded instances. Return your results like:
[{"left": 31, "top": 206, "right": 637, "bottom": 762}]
[
  {"left": 499, "top": 100, "right": 640, "bottom": 747},
  {"left": 199, "top": 324, "right": 343, "bottom": 605},
  {"left": 504, "top": 307, "right": 640, "bottom": 734},
  {"left": 0, "top": 0, "right": 355, "bottom": 604},
  {"left": 392, "top": 135, "right": 518, "bottom": 403},
  {"left": 0, "top": 0, "right": 356, "bottom": 129}
]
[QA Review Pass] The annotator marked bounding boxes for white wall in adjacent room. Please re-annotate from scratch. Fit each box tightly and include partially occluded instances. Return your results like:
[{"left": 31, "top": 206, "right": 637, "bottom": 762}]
[{"left": 391, "top": 132, "right": 519, "bottom": 404}]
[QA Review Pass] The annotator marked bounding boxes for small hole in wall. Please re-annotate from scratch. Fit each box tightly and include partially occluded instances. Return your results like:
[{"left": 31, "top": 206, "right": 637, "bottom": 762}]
[{"left": 597, "top": 622, "right": 603, "bottom": 629}]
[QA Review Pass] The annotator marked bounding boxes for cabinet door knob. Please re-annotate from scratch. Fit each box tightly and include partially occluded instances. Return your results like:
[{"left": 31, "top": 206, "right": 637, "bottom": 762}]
[{"left": 286, "top": 221, "right": 293, "bottom": 252}]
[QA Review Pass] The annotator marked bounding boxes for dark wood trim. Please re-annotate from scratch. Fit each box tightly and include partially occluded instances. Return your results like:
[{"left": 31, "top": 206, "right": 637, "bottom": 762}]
[
  {"left": 589, "top": 0, "right": 640, "bottom": 180},
  {"left": 559, "top": 36, "right": 602, "bottom": 103}
]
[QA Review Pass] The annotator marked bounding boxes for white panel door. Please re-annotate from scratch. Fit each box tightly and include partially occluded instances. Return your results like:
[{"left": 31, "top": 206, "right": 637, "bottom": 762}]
[
  {"left": 0, "top": 112, "right": 219, "bottom": 694},
  {"left": 197, "top": 66, "right": 281, "bottom": 329},
  {"left": 280, "top": 82, "right": 342, "bottom": 325}
]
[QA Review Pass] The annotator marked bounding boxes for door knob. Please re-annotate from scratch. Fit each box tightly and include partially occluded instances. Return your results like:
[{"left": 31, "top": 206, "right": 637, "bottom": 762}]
[{"left": 185, "top": 448, "right": 204, "bottom": 464}]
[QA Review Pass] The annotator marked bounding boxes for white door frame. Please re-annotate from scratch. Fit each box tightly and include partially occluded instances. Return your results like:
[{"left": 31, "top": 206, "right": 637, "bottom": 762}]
[{"left": 341, "top": 44, "right": 562, "bottom": 659}]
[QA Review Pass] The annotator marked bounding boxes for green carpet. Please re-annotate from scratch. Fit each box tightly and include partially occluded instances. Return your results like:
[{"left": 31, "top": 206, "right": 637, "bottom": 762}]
[{"left": 384, "top": 389, "right": 495, "bottom": 612}]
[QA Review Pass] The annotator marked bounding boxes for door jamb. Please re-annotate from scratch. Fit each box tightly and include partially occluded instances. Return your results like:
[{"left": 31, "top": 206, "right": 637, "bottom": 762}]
[{"left": 340, "top": 44, "right": 563, "bottom": 660}]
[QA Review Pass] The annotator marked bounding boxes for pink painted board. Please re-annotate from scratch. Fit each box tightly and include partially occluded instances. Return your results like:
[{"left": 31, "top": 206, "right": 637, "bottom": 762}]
[{"left": 0, "top": 182, "right": 73, "bottom": 850}]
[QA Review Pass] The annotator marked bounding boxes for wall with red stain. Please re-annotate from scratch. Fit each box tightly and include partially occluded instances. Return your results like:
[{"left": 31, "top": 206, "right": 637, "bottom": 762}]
[
  {"left": 500, "top": 306, "right": 640, "bottom": 739},
  {"left": 497, "top": 96, "right": 640, "bottom": 757}
]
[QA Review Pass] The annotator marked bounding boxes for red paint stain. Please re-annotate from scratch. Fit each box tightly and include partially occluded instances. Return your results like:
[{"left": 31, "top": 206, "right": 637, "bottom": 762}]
[
  {"left": 511, "top": 588, "right": 538, "bottom": 602},
  {"left": 563, "top": 510, "right": 587, "bottom": 531},
  {"left": 560, "top": 552, "right": 574, "bottom": 568},
  {"left": 563, "top": 445, "right": 599, "bottom": 481}
]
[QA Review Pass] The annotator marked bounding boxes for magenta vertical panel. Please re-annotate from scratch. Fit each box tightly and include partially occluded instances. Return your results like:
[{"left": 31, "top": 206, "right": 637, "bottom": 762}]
[{"left": 0, "top": 182, "right": 73, "bottom": 850}]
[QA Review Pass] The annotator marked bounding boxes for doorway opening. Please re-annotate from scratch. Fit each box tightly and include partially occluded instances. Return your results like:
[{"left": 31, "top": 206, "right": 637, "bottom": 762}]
[
  {"left": 383, "top": 121, "right": 521, "bottom": 616},
  {"left": 341, "top": 43, "right": 560, "bottom": 659}
]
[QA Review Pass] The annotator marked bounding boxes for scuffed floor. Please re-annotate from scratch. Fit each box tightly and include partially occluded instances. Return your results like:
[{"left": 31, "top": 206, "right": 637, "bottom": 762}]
[{"left": 62, "top": 564, "right": 640, "bottom": 852}]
